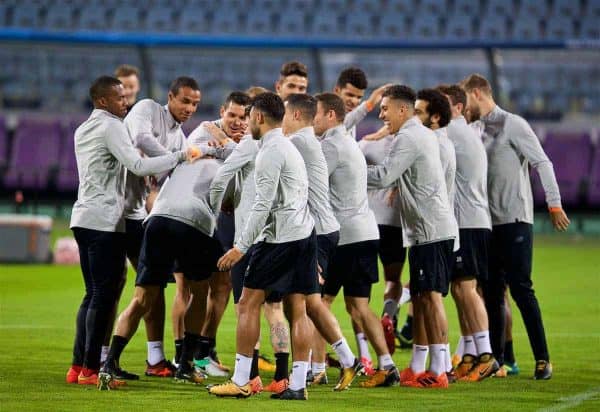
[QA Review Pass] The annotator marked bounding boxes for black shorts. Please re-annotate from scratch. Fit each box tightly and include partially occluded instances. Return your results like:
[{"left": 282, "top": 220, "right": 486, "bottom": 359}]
[
  {"left": 378, "top": 225, "right": 407, "bottom": 267},
  {"left": 136, "top": 216, "right": 221, "bottom": 287},
  {"left": 409, "top": 239, "right": 454, "bottom": 297},
  {"left": 323, "top": 239, "right": 379, "bottom": 298},
  {"left": 452, "top": 228, "right": 491, "bottom": 281},
  {"left": 214, "top": 212, "right": 235, "bottom": 252},
  {"left": 231, "top": 246, "right": 285, "bottom": 304},
  {"left": 125, "top": 218, "right": 144, "bottom": 263},
  {"left": 317, "top": 231, "right": 339, "bottom": 280},
  {"left": 243, "top": 231, "right": 318, "bottom": 298}
]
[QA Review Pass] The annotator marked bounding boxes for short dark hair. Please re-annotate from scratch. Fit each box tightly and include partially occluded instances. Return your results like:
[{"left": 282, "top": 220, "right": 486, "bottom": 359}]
[
  {"left": 315, "top": 92, "right": 346, "bottom": 122},
  {"left": 461, "top": 73, "right": 492, "bottom": 96},
  {"left": 89, "top": 76, "right": 121, "bottom": 102},
  {"left": 436, "top": 84, "right": 467, "bottom": 107},
  {"left": 280, "top": 61, "right": 308, "bottom": 78},
  {"left": 224, "top": 91, "right": 251, "bottom": 107},
  {"left": 382, "top": 85, "right": 416, "bottom": 105},
  {"left": 336, "top": 67, "right": 368, "bottom": 90},
  {"left": 285, "top": 93, "right": 317, "bottom": 121},
  {"left": 252, "top": 92, "right": 285, "bottom": 123},
  {"left": 417, "top": 88, "right": 452, "bottom": 128},
  {"left": 169, "top": 76, "right": 200, "bottom": 96},
  {"left": 114, "top": 64, "right": 139, "bottom": 78}
]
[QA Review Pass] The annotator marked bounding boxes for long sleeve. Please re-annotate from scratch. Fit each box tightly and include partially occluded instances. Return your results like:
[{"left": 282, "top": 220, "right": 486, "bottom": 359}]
[
  {"left": 104, "top": 123, "right": 184, "bottom": 177},
  {"left": 134, "top": 132, "right": 170, "bottom": 157},
  {"left": 367, "top": 134, "right": 418, "bottom": 189},
  {"left": 235, "top": 148, "right": 283, "bottom": 253},
  {"left": 510, "top": 118, "right": 562, "bottom": 208},
  {"left": 208, "top": 141, "right": 250, "bottom": 213},
  {"left": 344, "top": 102, "right": 368, "bottom": 132}
]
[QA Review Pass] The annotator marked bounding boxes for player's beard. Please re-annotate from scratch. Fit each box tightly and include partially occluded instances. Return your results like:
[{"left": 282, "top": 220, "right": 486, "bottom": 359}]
[
  {"left": 251, "top": 124, "right": 261, "bottom": 140},
  {"left": 466, "top": 105, "right": 481, "bottom": 122}
]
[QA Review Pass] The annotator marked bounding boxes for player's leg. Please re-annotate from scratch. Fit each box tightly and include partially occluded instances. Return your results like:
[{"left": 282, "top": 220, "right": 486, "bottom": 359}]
[
  {"left": 504, "top": 223, "right": 551, "bottom": 379},
  {"left": 503, "top": 292, "right": 520, "bottom": 374},
  {"left": 263, "top": 299, "right": 290, "bottom": 392},
  {"left": 171, "top": 272, "right": 189, "bottom": 367}
]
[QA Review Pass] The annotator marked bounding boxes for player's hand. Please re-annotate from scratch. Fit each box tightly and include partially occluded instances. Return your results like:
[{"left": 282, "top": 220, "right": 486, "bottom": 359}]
[
  {"left": 386, "top": 187, "right": 399, "bottom": 207},
  {"left": 217, "top": 247, "right": 244, "bottom": 271},
  {"left": 549, "top": 207, "right": 570, "bottom": 232},
  {"left": 366, "top": 83, "right": 393, "bottom": 109},
  {"left": 186, "top": 145, "right": 202, "bottom": 163},
  {"left": 205, "top": 123, "right": 230, "bottom": 146}
]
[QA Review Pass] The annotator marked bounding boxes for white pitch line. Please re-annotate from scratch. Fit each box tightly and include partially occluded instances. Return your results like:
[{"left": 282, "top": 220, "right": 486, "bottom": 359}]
[{"left": 538, "top": 387, "right": 600, "bottom": 412}]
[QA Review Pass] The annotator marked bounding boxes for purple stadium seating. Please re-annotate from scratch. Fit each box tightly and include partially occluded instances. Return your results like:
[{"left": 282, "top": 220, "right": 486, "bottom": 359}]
[
  {"left": 588, "top": 145, "right": 600, "bottom": 207},
  {"left": 531, "top": 132, "right": 592, "bottom": 207},
  {"left": 3, "top": 118, "right": 62, "bottom": 190},
  {"left": 56, "top": 120, "right": 81, "bottom": 192}
]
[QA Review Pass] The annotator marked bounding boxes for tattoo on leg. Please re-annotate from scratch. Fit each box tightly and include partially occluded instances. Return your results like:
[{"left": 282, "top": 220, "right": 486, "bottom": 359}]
[{"left": 271, "top": 321, "right": 290, "bottom": 351}]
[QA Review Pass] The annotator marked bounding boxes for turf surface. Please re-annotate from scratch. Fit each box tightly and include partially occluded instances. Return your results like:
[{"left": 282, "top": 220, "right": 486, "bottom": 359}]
[{"left": 1, "top": 234, "right": 599, "bottom": 411}]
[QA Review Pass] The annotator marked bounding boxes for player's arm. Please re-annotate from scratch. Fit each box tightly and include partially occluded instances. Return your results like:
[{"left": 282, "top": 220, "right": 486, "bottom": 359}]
[
  {"left": 320, "top": 139, "right": 339, "bottom": 176},
  {"left": 104, "top": 121, "right": 188, "bottom": 176},
  {"left": 510, "top": 118, "right": 569, "bottom": 231},
  {"left": 367, "top": 132, "right": 417, "bottom": 188},
  {"left": 208, "top": 140, "right": 251, "bottom": 213},
  {"left": 362, "top": 125, "right": 390, "bottom": 141}
]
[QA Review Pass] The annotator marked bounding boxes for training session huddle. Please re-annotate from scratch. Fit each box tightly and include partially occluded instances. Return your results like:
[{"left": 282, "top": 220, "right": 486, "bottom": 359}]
[{"left": 64, "top": 60, "right": 571, "bottom": 400}]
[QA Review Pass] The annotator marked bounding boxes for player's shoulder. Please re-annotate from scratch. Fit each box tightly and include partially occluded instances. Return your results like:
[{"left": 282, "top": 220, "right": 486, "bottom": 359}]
[{"left": 128, "top": 98, "right": 160, "bottom": 115}]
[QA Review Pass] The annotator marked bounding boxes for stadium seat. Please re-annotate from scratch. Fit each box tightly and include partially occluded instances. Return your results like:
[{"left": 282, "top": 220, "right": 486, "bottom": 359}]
[
  {"left": 345, "top": 13, "right": 376, "bottom": 39},
  {"left": 76, "top": 6, "right": 108, "bottom": 31},
  {"left": 310, "top": 11, "right": 342, "bottom": 38},
  {"left": 0, "top": 4, "right": 9, "bottom": 27},
  {"left": 109, "top": 6, "right": 141, "bottom": 32},
  {"left": 588, "top": 145, "right": 600, "bottom": 206},
  {"left": 9, "top": 6, "right": 42, "bottom": 28},
  {"left": 519, "top": 0, "right": 548, "bottom": 18},
  {"left": 145, "top": 8, "right": 176, "bottom": 33},
  {"left": 579, "top": 16, "right": 600, "bottom": 40},
  {"left": 253, "top": 0, "right": 279, "bottom": 11},
  {"left": 453, "top": 0, "right": 481, "bottom": 16},
  {"left": 545, "top": 16, "right": 575, "bottom": 41},
  {"left": 0, "top": 116, "right": 6, "bottom": 171},
  {"left": 386, "top": 0, "right": 413, "bottom": 15},
  {"left": 511, "top": 18, "right": 543, "bottom": 41},
  {"left": 3, "top": 119, "right": 62, "bottom": 191},
  {"left": 352, "top": 0, "right": 379, "bottom": 13},
  {"left": 444, "top": 14, "right": 474, "bottom": 41},
  {"left": 245, "top": 11, "right": 274, "bottom": 36},
  {"left": 275, "top": 10, "right": 307, "bottom": 37},
  {"left": 410, "top": 16, "right": 443, "bottom": 40},
  {"left": 420, "top": 0, "right": 448, "bottom": 16},
  {"left": 45, "top": 7, "right": 76, "bottom": 31},
  {"left": 287, "top": 0, "right": 315, "bottom": 12},
  {"left": 177, "top": 10, "right": 211, "bottom": 34},
  {"left": 584, "top": 0, "right": 600, "bottom": 19},
  {"left": 56, "top": 121, "right": 80, "bottom": 192},
  {"left": 551, "top": 0, "right": 581, "bottom": 18},
  {"left": 379, "top": 13, "right": 409, "bottom": 39},
  {"left": 212, "top": 12, "right": 242, "bottom": 35},
  {"left": 484, "top": 0, "right": 512, "bottom": 17},
  {"left": 478, "top": 15, "right": 509, "bottom": 41}
]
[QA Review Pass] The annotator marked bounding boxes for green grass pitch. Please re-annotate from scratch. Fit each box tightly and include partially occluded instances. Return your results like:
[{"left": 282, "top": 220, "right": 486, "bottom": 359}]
[{"left": 1, "top": 235, "right": 599, "bottom": 411}]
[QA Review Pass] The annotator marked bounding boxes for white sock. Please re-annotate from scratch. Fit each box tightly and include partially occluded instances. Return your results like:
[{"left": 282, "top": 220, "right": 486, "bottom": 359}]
[
  {"left": 231, "top": 353, "right": 252, "bottom": 386},
  {"left": 410, "top": 344, "right": 429, "bottom": 374},
  {"left": 289, "top": 361, "right": 309, "bottom": 391},
  {"left": 355, "top": 333, "right": 371, "bottom": 361},
  {"left": 428, "top": 344, "right": 447, "bottom": 376},
  {"left": 332, "top": 338, "right": 356, "bottom": 368},
  {"left": 100, "top": 345, "right": 110, "bottom": 364},
  {"left": 445, "top": 343, "right": 452, "bottom": 372},
  {"left": 399, "top": 287, "right": 411, "bottom": 305},
  {"left": 147, "top": 341, "right": 165, "bottom": 365},
  {"left": 454, "top": 336, "right": 465, "bottom": 358},
  {"left": 473, "top": 330, "right": 492, "bottom": 355},
  {"left": 463, "top": 335, "right": 476, "bottom": 356},
  {"left": 312, "top": 362, "right": 326, "bottom": 374},
  {"left": 378, "top": 354, "right": 395, "bottom": 370}
]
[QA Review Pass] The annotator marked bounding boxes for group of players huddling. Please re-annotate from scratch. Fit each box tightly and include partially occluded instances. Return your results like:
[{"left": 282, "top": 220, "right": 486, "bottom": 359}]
[{"left": 65, "top": 61, "right": 570, "bottom": 400}]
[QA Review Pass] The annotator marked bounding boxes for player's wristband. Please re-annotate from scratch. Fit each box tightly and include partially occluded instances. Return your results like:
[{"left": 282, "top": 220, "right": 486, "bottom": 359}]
[
  {"left": 548, "top": 207, "right": 562, "bottom": 213},
  {"left": 365, "top": 101, "right": 374, "bottom": 112}
]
